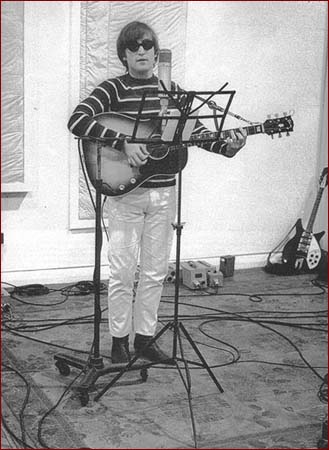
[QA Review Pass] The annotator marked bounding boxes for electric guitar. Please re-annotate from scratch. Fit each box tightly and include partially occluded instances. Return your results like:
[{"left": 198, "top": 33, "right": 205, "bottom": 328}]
[
  {"left": 82, "top": 112, "right": 294, "bottom": 197},
  {"left": 282, "top": 167, "right": 328, "bottom": 272}
]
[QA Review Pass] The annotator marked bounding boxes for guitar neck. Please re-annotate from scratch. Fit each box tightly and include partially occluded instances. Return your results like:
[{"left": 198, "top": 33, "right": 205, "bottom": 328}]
[
  {"left": 220, "top": 124, "right": 264, "bottom": 139},
  {"left": 305, "top": 187, "right": 325, "bottom": 233},
  {"left": 190, "top": 124, "right": 264, "bottom": 145}
]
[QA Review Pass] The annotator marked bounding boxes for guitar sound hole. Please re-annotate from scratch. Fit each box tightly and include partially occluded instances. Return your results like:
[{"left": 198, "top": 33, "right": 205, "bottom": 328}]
[{"left": 147, "top": 143, "right": 169, "bottom": 160}]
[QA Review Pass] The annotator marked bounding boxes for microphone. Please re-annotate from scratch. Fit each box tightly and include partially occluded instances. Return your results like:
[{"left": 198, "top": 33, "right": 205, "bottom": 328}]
[{"left": 158, "top": 49, "right": 172, "bottom": 118}]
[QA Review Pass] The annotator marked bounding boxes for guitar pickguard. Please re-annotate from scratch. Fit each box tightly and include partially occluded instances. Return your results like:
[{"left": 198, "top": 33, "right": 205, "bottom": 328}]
[{"left": 304, "top": 235, "right": 322, "bottom": 269}]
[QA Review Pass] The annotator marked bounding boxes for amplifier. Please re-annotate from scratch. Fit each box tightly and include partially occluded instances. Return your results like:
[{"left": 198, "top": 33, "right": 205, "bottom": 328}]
[
  {"left": 166, "top": 263, "right": 179, "bottom": 283},
  {"left": 181, "top": 261, "right": 207, "bottom": 290},
  {"left": 220, "top": 255, "right": 235, "bottom": 277},
  {"left": 197, "top": 260, "right": 224, "bottom": 288}
]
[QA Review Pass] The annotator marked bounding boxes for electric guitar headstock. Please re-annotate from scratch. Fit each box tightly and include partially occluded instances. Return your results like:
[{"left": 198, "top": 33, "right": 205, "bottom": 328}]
[{"left": 263, "top": 114, "right": 294, "bottom": 138}]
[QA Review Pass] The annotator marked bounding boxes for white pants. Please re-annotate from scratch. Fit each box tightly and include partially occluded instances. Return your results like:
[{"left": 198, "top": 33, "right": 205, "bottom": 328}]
[{"left": 107, "top": 186, "right": 176, "bottom": 338}]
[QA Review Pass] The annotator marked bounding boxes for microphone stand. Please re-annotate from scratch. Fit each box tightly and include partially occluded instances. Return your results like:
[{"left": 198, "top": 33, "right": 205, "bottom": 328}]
[
  {"left": 89, "top": 87, "right": 234, "bottom": 448},
  {"left": 54, "top": 137, "right": 154, "bottom": 406}
]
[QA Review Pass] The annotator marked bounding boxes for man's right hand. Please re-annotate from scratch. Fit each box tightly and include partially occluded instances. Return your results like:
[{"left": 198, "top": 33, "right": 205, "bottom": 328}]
[{"left": 123, "top": 142, "right": 149, "bottom": 167}]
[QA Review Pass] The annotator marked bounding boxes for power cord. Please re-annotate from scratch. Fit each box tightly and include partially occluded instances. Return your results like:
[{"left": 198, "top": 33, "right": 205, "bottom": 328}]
[
  {"left": 318, "top": 373, "right": 328, "bottom": 404},
  {"left": 62, "top": 280, "right": 107, "bottom": 296},
  {"left": 12, "top": 284, "right": 50, "bottom": 296}
]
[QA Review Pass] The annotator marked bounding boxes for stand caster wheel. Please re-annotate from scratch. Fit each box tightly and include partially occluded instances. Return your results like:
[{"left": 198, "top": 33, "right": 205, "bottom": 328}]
[
  {"left": 78, "top": 390, "right": 89, "bottom": 407},
  {"left": 140, "top": 368, "right": 148, "bottom": 382},
  {"left": 55, "top": 361, "right": 70, "bottom": 376}
]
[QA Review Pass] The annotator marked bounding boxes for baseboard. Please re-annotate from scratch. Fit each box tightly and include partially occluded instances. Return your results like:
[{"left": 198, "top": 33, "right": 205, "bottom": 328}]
[
  {"left": 1, "top": 265, "right": 109, "bottom": 287},
  {"left": 1, "top": 253, "right": 269, "bottom": 287}
]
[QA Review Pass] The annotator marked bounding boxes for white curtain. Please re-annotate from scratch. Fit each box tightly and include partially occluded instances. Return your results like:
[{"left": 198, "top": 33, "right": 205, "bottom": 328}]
[
  {"left": 78, "top": 1, "right": 188, "bottom": 219},
  {"left": 1, "top": 1, "right": 24, "bottom": 184}
]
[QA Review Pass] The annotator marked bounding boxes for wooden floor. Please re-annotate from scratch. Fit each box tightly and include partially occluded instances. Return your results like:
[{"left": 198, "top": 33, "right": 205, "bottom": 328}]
[{"left": 1, "top": 268, "right": 328, "bottom": 449}]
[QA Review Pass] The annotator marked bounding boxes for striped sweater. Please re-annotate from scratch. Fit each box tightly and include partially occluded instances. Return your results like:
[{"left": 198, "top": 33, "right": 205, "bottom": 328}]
[{"left": 68, "top": 73, "right": 228, "bottom": 188}]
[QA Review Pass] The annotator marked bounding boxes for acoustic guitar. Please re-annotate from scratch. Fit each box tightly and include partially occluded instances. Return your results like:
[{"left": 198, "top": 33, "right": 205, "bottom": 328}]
[
  {"left": 282, "top": 167, "right": 328, "bottom": 272},
  {"left": 82, "top": 112, "right": 294, "bottom": 197}
]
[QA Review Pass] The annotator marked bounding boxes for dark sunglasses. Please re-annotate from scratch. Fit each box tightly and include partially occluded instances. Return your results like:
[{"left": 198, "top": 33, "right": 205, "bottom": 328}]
[{"left": 126, "top": 39, "right": 154, "bottom": 52}]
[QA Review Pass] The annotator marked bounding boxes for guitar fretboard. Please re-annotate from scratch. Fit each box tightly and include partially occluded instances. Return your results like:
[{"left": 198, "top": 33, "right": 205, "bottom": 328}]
[
  {"left": 306, "top": 188, "right": 325, "bottom": 233},
  {"left": 221, "top": 124, "right": 265, "bottom": 139},
  {"left": 189, "top": 124, "right": 265, "bottom": 144}
]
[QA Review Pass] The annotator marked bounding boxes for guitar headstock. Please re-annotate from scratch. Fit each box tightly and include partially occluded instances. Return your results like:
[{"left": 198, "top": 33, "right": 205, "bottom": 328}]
[
  {"left": 263, "top": 114, "right": 294, "bottom": 138},
  {"left": 319, "top": 167, "right": 328, "bottom": 189}
]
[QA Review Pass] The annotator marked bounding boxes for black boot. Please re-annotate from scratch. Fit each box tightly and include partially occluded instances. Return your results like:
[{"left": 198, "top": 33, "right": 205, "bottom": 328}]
[
  {"left": 111, "top": 335, "right": 130, "bottom": 363},
  {"left": 134, "top": 333, "right": 173, "bottom": 363}
]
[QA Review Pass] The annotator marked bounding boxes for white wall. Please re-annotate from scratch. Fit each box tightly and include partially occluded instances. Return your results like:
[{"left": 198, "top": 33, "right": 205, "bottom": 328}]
[
  {"left": 181, "top": 1, "right": 327, "bottom": 262},
  {"left": 1, "top": 1, "right": 327, "bottom": 286}
]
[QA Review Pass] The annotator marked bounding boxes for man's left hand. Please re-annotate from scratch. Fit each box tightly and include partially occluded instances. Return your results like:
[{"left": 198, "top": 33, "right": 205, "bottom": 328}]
[{"left": 224, "top": 127, "right": 247, "bottom": 157}]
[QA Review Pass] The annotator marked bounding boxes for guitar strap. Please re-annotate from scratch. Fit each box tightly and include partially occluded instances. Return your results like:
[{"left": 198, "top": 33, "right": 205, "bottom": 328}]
[{"left": 263, "top": 220, "right": 299, "bottom": 276}]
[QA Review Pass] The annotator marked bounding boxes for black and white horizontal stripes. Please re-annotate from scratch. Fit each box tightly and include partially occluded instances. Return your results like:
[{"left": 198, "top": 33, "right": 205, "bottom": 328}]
[{"left": 68, "top": 73, "right": 229, "bottom": 187}]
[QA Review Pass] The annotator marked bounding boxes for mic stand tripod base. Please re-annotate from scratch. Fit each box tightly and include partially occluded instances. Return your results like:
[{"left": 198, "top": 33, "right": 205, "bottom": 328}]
[{"left": 53, "top": 352, "right": 174, "bottom": 406}]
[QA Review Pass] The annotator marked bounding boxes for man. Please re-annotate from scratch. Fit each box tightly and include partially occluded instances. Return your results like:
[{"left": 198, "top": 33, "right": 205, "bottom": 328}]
[{"left": 68, "top": 21, "right": 247, "bottom": 364}]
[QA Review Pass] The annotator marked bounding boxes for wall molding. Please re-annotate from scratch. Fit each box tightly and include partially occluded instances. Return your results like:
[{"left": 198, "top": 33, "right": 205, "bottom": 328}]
[{"left": 2, "top": 252, "right": 271, "bottom": 286}]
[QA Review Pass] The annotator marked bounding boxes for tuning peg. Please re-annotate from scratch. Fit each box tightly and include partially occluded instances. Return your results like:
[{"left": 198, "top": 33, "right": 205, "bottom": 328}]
[
  {"left": 271, "top": 134, "right": 274, "bottom": 139},
  {"left": 286, "top": 131, "right": 290, "bottom": 136},
  {"left": 274, "top": 113, "right": 279, "bottom": 118},
  {"left": 267, "top": 114, "right": 272, "bottom": 119},
  {"left": 278, "top": 132, "right": 282, "bottom": 138},
  {"left": 283, "top": 111, "right": 288, "bottom": 116}
]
